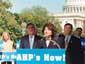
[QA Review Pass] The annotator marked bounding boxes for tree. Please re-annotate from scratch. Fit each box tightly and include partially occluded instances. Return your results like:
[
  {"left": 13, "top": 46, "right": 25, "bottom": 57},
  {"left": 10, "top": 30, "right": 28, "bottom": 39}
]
[
  {"left": 0, "top": 0, "right": 62, "bottom": 40},
  {"left": 0, "top": 0, "right": 22, "bottom": 40},
  {"left": 19, "top": 6, "right": 62, "bottom": 36}
]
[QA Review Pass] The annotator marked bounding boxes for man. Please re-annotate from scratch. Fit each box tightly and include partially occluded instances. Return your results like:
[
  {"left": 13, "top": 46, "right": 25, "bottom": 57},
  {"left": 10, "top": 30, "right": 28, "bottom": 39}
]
[
  {"left": 75, "top": 27, "right": 85, "bottom": 49},
  {"left": 75, "top": 27, "right": 85, "bottom": 64},
  {"left": 20, "top": 23, "right": 42, "bottom": 49},
  {"left": 60, "top": 23, "right": 83, "bottom": 64},
  {"left": 75, "top": 27, "right": 84, "bottom": 39}
]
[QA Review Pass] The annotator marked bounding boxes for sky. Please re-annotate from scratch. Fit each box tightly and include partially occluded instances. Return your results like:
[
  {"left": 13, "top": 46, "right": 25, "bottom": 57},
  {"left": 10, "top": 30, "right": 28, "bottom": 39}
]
[{"left": 9, "top": 0, "right": 65, "bottom": 13}]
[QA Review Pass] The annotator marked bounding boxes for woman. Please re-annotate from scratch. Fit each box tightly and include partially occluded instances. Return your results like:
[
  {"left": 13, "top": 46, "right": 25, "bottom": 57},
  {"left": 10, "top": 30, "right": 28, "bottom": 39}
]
[
  {"left": 39, "top": 23, "right": 61, "bottom": 49},
  {"left": 0, "top": 32, "right": 16, "bottom": 64},
  {"left": 1, "top": 32, "right": 15, "bottom": 52}
]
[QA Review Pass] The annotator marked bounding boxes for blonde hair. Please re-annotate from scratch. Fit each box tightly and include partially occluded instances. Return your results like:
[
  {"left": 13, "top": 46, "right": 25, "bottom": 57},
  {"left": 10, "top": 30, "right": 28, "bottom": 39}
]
[{"left": 1, "top": 32, "right": 10, "bottom": 41}]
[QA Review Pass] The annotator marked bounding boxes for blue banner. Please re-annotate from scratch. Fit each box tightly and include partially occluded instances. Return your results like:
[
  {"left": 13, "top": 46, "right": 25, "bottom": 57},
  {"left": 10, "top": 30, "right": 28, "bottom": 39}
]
[{"left": 0, "top": 49, "right": 65, "bottom": 64}]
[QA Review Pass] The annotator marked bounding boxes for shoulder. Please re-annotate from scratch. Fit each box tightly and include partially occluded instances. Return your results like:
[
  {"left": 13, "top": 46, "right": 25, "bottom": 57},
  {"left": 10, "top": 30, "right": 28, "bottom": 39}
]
[
  {"left": 58, "top": 34, "right": 65, "bottom": 37},
  {"left": 8, "top": 40, "right": 14, "bottom": 44},
  {"left": 38, "top": 37, "right": 45, "bottom": 43},
  {"left": 71, "top": 35, "right": 80, "bottom": 41},
  {"left": 58, "top": 34, "right": 65, "bottom": 40},
  {"left": 0, "top": 40, "right": 3, "bottom": 43},
  {"left": 71, "top": 35, "right": 78, "bottom": 39},
  {"left": 81, "top": 37, "right": 85, "bottom": 39},
  {"left": 21, "top": 35, "right": 28, "bottom": 40},
  {"left": 35, "top": 35, "right": 42, "bottom": 39}
]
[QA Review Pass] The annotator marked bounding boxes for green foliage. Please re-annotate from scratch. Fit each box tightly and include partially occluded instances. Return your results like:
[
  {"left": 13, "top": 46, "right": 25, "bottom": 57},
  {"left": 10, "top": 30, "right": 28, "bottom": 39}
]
[
  {"left": 0, "top": 0, "right": 62, "bottom": 41},
  {"left": 0, "top": 0, "right": 22, "bottom": 41},
  {"left": 19, "top": 6, "right": 62, "bottom": 36}
]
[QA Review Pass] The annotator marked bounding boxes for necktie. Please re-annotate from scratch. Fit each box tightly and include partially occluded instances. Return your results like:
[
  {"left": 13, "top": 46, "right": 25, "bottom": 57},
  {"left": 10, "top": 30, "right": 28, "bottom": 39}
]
[{"left": 65, "top": 36, "right": 68, "bottom": 49}]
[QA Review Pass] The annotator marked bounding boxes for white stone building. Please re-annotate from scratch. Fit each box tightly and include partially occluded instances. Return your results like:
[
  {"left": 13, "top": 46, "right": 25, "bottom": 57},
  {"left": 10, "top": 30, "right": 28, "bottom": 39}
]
[{"left": 51, "top": 0, "right": 85, "bottom": 31}]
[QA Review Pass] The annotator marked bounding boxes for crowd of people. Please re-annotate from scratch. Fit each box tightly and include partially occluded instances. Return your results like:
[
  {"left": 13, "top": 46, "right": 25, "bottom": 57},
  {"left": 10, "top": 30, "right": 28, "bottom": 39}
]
[{"left": 0, "top": 22, "right": 85, "bottom": 64}]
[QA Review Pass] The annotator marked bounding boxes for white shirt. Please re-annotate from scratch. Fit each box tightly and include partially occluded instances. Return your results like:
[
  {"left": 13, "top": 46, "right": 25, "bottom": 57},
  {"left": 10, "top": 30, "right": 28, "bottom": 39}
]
[
  {"left": 29, "top": 35, "right": 35, "bottom": 49},
  {"left": 2, "top": 40, "right": 15, "bottom": 52},
  {"left": 46, "top": 40, "right": 50, "bottom": 47},
  {"left": 65, "top": 35, "right": 71, "bottom": 43}
]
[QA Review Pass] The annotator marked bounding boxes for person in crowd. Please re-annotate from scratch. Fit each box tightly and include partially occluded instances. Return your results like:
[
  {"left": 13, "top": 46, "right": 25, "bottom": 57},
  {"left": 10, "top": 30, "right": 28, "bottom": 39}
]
[
  {"left": 0, "top": 32, "right": 16, "bottom": 64},
  {"left": 75, "top": 27, "right": 85, "bottom": 64},
  {"left": 20, "top": 22, "right": 42, "bottom": 49},
  {"left": 60, "top": 23, "right": 83, "bottom": 64},
  {"left": 75, "top": 27, "right": 84, "bottom": 39},
  {"left": 0, "top": 32, "right": 15, "bottom": 52},
  {"left": 38, "top": 22, "right": 61, "bottom": 49},
  {"left": 75, "top": 27, "right": 85, "bottom": 50}
]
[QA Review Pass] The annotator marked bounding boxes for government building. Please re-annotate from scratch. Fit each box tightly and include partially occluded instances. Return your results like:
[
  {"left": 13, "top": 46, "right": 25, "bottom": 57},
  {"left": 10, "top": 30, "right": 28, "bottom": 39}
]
[{"left": 50, "top": 0, "right": 85, "bottom": 35}]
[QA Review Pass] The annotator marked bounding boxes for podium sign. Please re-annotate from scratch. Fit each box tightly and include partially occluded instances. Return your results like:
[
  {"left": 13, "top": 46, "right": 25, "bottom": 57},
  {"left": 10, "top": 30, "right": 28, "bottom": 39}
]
[{"left": 0, "top": 49, "right": 65, "bottom": 64}]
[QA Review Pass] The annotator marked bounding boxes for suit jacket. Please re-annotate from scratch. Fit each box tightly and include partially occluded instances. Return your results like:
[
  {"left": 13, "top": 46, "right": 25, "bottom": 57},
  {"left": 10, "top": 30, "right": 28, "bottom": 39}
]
[
  {"left": 57, "top": 34, "right": 65, "bottom": 48},
  {"left": 58, "top": 35, "right": 84, "bottom": 64},
  {"left": 38, "top": 38, "right": 61, "bottom": 49},
  {"left": 20, "top": 35, "right": 42, "bottom": 49}
]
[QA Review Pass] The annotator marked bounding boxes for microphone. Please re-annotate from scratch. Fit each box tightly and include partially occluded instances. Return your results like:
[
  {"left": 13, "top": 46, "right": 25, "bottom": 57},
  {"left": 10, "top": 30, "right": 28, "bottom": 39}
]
[{"left": 50, "top": 40, "right": 61, "bottom": 49}]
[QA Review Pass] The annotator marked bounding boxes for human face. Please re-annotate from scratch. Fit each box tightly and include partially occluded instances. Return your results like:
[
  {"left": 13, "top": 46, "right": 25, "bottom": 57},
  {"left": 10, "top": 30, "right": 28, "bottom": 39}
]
[
  {"left": 64, "top": 25, "right": 72, "bottom": 35},
  {"left": 3, "top": 34, "right": 9, "bottom": 41},
  {"left": 27, "top": 25, "right": 35, "bottom": 36},
  {"left": 76, "top": 29, "right": 82, "bottom": 36},
  {"left": 44, "top": 27, "right": 52, "bottom": 38}
]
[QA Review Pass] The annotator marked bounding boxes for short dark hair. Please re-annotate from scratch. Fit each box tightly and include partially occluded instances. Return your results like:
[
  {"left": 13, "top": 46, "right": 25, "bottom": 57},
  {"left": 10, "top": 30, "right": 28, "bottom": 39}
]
[
  {"left": 42, "top": 22, "right": 57, "bottom": 37},
  {"left": 26, "top": 23, "right": 35, "bottom": 29},
  {"left": 64, "top": 23, "right": 73, "bottom": 29},
  {"left": 76, "top": 27, "right": 82, "bottom": 31}
]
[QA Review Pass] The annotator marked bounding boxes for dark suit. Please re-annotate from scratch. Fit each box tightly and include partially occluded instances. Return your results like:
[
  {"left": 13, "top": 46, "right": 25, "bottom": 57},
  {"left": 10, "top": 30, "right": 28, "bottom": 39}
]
[
  {"left": 76, "top": 36, "right": 85, "bottom": 64},
  {"left": 58, "top": 35, "right": 83, "bottom": 64},
  {"left": 57, "top": 34, "right": 65, "bottom": 48},
  {"left": 20, "top": 35, "right": 42, "bottom": 49},
  {"left": 38, "top": 38, "right": 61, "bottom": 49}
]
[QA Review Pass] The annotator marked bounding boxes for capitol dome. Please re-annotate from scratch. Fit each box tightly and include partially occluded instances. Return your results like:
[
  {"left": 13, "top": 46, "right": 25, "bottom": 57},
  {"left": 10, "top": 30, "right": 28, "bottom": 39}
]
[{"left": 63, "top": 0, "right": 85, "bottom": 13}]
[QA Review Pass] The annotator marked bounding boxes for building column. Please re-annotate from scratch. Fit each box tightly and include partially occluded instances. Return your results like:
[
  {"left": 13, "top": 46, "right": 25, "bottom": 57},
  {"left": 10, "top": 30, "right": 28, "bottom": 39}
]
[
  {"left": 82, "top": 7, "right": 84, "bottom": 13},
  {"left": 78, "top": 7, "right": 80, "bottom": 13},
  {"left": 72, "top": 7, "right": 74, "bottom": 13},
  {"left": 75, "top": 7, "right": 78, "bottom": 13},
  {"left": 76, "top": 7, "right": 79, "bottom": 13}
]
